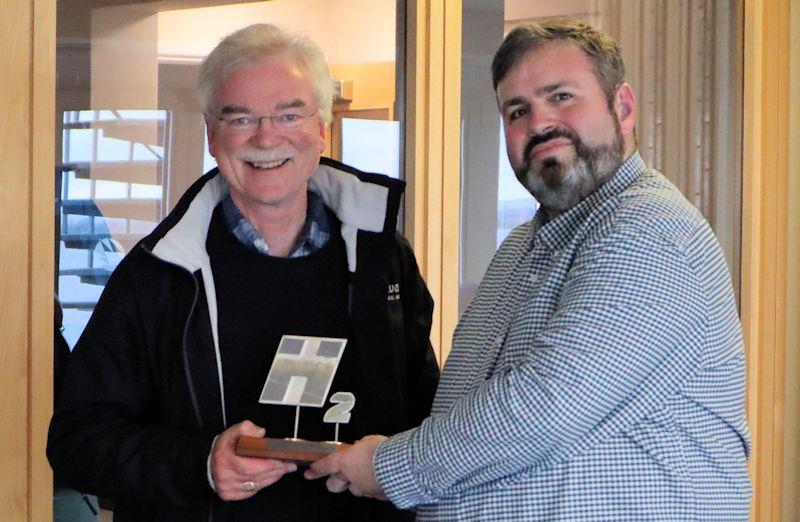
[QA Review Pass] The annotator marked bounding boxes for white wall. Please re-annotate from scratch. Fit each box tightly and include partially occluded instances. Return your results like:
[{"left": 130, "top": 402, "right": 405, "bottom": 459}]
[
  {"left": 156, "top": 0, "right": 395, "bottom": 64},
  {"left": 92, "top": 5, "right": 159, "bottom": 107},
  {"left": 504, "top": 0, "right": 601, "bottom": 26}
]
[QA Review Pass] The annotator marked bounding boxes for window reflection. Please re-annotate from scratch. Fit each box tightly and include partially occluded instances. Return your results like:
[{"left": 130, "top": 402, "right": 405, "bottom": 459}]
[
  {"left": 56, "top": 1, "right": 402, "bottom": 354},
  {"left": 459, "top": 0, "right": 743, "bottom": 312},
  {"left": 58, "top": 109, "right": 168, "bottom": 347},
  {"left": 341, "top": 118, "right": 401, "bottom": 179},
  {"left": 496, "top": 124, "right": 536, "bottom": 246}
]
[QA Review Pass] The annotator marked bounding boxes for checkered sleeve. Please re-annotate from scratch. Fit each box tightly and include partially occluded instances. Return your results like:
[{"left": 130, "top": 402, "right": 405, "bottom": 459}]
[{"left": 374, "top": 221, "right": 710, "bottom": 509}]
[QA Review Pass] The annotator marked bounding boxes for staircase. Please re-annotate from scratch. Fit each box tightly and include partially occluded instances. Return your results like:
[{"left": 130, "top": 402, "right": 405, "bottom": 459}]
[{"left": 57, "top": 109, "right": 171, "bottom": 347}]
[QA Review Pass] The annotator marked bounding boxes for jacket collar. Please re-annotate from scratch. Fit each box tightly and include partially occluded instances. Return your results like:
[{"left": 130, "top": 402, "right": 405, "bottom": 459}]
[{"left": 145, "top": 158, "right": 405, "bottom": 274}]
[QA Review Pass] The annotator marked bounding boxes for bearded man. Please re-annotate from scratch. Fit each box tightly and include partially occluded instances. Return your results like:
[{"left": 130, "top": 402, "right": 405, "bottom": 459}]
[{"left": 307, "top": 19, "right": 751, "bottom": 521}]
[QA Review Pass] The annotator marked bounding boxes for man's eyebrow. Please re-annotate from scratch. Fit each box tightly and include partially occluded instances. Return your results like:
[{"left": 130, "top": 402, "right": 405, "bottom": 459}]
[
  {"left": 219, "top": 105, "right": 251, "bottom": 115},
  {"left": 218, "top": 99, "right": 309, "bottom": 115},
  {"left": 274, "top": 99, "right": 308, "bottom": 111},
  {"left": 500, "top": 96, "right": 528, "bottom": 111},
  {"left": 500, "top": 82, "right": 580, "bottom": 109},
  {"left": 536, "top": 81, "right": 577, "bottom": 96}
]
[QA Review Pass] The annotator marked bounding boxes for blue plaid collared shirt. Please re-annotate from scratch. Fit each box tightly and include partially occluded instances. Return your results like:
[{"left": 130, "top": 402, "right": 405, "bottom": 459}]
[
  {"left": 374, "top": 152, "right": 751, "bottom": 520},
  {"left": 220, "top": 191, "right": 330, "bottom": 257}
]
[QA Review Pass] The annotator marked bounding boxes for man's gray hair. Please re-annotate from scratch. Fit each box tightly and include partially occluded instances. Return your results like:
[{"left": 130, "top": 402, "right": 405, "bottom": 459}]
[
  {"left": 491, "top": 19, "right": 625, "bottom": 108},
  {"left": 199, "top": 23, "right": 334, "bottom": 123}
]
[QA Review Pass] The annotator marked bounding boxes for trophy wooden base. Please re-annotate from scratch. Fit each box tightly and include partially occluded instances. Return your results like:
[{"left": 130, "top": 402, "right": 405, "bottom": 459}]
[{"left": 236, "top": 436, "right": 347, "bottom": 464}]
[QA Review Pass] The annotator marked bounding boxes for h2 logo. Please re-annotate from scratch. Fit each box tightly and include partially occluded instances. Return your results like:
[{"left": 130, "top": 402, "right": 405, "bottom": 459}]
[{"left": 323, "top": 391, "right": 355, "bottom": 443}]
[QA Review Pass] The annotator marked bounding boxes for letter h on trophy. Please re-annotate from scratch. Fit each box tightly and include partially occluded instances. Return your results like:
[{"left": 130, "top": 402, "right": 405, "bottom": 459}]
[{"left": 235, "top": 335, "right": 355, "bottom": 464}]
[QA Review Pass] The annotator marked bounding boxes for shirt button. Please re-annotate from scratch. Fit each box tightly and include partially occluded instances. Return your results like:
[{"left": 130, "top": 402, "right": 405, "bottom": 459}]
[
  {"left": 528, "top": 273, "right": 539, "bottom": 283},
  {"left": 495, "top": 335, "right": 504, "bottom": 346}
]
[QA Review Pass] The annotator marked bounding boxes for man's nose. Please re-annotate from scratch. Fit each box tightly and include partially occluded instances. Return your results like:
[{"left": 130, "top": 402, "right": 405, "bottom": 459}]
[
  {"left": 250, "top": 119, "right": 283, "bottom": 147},
  {"left": 528, "top": 107, "right": 557, "bottom": 136}
]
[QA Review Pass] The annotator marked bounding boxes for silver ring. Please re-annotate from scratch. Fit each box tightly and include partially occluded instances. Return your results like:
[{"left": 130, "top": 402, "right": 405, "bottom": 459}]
[{"left": 242, "top": 481, "right": 255, "bottom": 492}]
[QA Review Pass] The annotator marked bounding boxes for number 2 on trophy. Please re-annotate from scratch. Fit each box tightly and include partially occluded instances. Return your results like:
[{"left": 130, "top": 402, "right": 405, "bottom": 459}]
[
  {"left": 324, "top": 392, "right": 355, "bottom": 442},
  {"left": 324, "top": 392, "right": 355, "bottom": 424}
]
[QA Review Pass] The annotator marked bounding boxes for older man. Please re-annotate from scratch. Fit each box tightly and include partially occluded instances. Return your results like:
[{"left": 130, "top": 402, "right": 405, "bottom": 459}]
[
  {"left": 308, "top": 19, "right": 751, "bottom": 520},
  {"left": 48, "top": 24, "right": 439, "bottom": 521}
]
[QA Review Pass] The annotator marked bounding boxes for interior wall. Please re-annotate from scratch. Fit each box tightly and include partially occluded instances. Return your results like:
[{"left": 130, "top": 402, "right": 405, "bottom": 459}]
[
  {"left": 504, "top": 0, "right": 598, "bottom": 21},
  {"left": 157, "top": 1, "right": 328, "bottom": 59},
  {"left": 156, "top": 0, "right": 395, "bottom": 64},
  {"left": 158, "top": 61, "right": 207, "bottom": 209},
  {"left": 329, "top": 62, "right": 396, "bottom": 111},
  {"left": 325, "top": 0, "right": 397, "bottom": 64},
  {"left": 92, "top": 5, "right": 159, "bottom": 108}
]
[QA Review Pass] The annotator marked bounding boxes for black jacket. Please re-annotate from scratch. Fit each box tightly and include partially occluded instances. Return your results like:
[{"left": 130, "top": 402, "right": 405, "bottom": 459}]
[{"left": 47, "top": 158, "right": 439, "bottom": 520}]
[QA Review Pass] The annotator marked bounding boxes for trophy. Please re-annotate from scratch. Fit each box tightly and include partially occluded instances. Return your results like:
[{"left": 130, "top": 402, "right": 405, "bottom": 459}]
[{"left": 236, "top": 335, "right": 355, "bottom": 464}]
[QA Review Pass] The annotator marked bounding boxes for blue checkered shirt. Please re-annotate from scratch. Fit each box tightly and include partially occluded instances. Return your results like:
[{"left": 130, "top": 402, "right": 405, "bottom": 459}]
[
  {"left": 220, "top": 191, "right": 330, "bottom": 257},
  {"left": 374, "top": 152, "right": 751, "bottom": 520}
]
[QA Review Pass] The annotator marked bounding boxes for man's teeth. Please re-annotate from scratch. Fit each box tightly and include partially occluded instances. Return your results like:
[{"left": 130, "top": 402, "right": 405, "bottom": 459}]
[{"left": 249, "top": 158, "right": 288, "bottom": 169}]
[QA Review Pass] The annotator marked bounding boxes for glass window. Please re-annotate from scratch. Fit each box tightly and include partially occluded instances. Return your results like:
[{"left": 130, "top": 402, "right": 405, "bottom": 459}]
[
  {"left": 54, "top": 2, "right": 404, "bottom": 517},
  {"left": 340, "top": 117, "right": 401, "bottom": 179},
  {"left": 56, "top": 0, "right": 403, "bottom": 348},
  {"left": 459, "top": 0, "right": 743, "bottom": 312}
]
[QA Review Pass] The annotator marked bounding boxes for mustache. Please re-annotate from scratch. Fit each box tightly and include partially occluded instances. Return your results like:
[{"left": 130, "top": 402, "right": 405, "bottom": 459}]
[
  {"left": 238, "top": 146, "right": 297, "bottom": 163},
  {"left": 523, "top": 128, "right": 579, "bottom": 161}
]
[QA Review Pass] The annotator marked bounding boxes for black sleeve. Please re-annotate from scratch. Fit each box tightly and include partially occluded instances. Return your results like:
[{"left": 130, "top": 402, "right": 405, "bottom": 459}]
[
  {"left": 397, "top": 233, "right": 440, "bottom": 425},
  {"left": 46, "top": 255, "right": 216, "bottom": 508}
]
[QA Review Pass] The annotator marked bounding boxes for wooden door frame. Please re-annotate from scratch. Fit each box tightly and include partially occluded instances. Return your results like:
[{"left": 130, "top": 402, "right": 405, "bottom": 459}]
[
  {"left": 741, "top": 0, "right": 793, "bottom": 519},
  {"left": 404, "top": 0, "right": 461, "bottom": 363},
  {"left": 0, "top": 0, "right": 55, "bottom": 520}
]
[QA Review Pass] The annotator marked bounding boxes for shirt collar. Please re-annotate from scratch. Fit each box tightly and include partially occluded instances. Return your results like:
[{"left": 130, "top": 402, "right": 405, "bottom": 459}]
[
  {"left": 531, "top": 151, "right": 646, "bottom": 251},
  {"left": 220, "top": 190, "right": 331, "bottom": 258}
]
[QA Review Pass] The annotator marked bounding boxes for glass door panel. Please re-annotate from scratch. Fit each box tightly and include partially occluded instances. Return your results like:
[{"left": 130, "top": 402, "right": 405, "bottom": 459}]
[
  {"left": 54, "top": 1, "right": 403, "bottom": 518},
  {"left": 459, "top": 0, "right": 743, "bottom": 312},
  {"left": 56, "top": 0, "right": 403, "bottom": 348}
]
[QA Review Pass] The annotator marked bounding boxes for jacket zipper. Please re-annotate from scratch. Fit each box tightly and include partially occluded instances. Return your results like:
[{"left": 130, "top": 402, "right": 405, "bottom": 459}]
[{"left": 143, "top": 246, "right": 216, "bottom": 520}]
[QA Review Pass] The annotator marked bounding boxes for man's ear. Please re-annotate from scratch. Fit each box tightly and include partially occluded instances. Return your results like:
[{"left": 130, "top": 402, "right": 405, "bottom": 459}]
[
  {"left": 206, "top": 119, "right": 218, "bottom": 157},
  {"left": 317, "top": 118, "right": 326, "bottom": 154},
  {"left": 613, "top": 82, "right": 636, "bottom": 139}
]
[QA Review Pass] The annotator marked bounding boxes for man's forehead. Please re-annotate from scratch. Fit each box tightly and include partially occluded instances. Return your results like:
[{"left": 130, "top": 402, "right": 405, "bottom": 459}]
[
  {"left": 520, "top": 40, "right": 588, "bottom": 65},
  {"left": 213, "top": 55, "right": 316, "bottom": 112},
  {"left": 497, "top": 42, "right": 593, "bottom": 97},
  {"left": 229, "top": 52, "right": 306, "bottom": 77}
]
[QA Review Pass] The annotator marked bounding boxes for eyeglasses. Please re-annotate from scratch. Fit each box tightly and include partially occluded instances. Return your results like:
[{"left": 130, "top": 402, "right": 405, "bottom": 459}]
[{"left": 216, "top": 108, "right": 318, "bottom": 133}]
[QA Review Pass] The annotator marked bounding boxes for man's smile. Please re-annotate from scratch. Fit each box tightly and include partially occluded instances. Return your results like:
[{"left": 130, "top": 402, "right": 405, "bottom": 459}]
[
  {"left": 245, "top": 158, "right": 290, "bottom": 170},
  {"left": 529, "top": 137, "right": 572, "bottom": 160}
]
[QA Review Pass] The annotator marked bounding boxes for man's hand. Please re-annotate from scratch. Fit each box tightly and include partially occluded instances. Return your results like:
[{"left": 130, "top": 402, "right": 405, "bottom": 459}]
[
  {"left": 210, "top": 420, "right": 297, "bottom": 501},
  {"left": 304, "top": 435, "right": 388, "bottom": 500}
]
